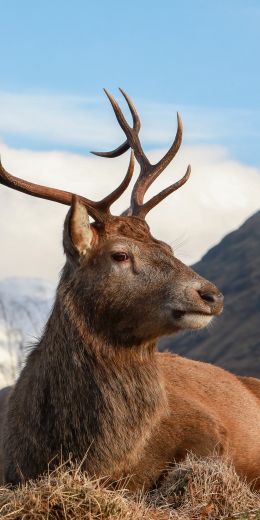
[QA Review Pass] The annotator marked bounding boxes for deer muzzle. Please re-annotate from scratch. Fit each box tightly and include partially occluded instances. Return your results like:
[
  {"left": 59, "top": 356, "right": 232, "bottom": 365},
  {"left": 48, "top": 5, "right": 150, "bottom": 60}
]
[{"left": 167, "top": 277, "right": 224, "bottom": 331}]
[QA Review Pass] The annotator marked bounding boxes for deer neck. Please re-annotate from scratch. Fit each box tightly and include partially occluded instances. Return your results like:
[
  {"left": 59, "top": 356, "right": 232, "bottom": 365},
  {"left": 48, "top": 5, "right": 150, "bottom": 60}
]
[{"left": 28, "top": 280, "right": 167, "bottom": 478}]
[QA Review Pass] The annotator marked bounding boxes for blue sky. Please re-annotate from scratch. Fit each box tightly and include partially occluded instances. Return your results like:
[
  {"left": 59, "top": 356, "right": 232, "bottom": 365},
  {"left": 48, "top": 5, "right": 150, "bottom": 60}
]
[{"left": 0, "top": 0, "right": 259, "bottom": 165}]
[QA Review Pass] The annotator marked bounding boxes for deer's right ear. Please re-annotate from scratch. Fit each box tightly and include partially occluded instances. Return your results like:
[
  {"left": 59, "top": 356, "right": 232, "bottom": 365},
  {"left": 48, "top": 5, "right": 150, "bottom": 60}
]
[{"left": 64, "top": 196, "right": 96, "bottom": 259}]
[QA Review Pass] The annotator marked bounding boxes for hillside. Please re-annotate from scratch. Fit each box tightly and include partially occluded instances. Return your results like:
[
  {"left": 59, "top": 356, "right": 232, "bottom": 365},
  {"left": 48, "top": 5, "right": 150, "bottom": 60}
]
[
  {"left": 0, "top": 278, "right": 54, "bottom": 386},
  {"left": 159, "top": 211, "right": 260, "bottom": 377}
]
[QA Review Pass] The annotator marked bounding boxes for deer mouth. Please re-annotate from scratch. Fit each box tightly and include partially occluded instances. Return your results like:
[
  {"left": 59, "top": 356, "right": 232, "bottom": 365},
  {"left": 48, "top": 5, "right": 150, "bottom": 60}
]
[
  {"left": 172, "top": 310, "right": 186, "bottom": 320},
  {"left": 172, "top": 309, "right": 211, "bottom": 320},
  {"left": 171, "top": 309, "right": 213, "bottom": 330}
]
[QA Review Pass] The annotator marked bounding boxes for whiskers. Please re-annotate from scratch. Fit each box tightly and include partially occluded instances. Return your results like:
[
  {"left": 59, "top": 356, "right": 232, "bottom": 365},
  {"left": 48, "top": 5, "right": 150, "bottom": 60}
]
[{"left": 168, "top": 233, "right": 193, "bottom": 263}]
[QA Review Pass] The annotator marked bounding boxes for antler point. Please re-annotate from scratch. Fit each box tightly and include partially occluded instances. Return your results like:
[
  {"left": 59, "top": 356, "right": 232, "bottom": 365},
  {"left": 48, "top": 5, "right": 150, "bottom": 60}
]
[
  {"left": 103, "top": 88, "right": 112, "bottom": 100},
  {"left": 177, "top": 112, "right": 183, "bottom": 126}
]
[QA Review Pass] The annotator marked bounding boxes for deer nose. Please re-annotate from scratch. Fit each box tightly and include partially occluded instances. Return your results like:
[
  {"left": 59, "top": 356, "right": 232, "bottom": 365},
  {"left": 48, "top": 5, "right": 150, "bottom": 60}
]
[{"left": 198, "top": 288, "right": 224, "bottom": 314}]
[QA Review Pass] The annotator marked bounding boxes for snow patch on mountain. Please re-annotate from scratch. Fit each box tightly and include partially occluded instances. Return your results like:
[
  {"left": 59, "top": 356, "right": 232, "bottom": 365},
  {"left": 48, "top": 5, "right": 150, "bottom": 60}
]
[{"left": 0, "top": 277, "right": 55, "bottom": 387}]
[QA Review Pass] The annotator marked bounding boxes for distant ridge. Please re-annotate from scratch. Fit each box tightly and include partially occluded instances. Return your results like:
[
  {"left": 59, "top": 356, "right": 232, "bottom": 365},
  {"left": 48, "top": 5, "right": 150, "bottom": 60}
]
[
  {"left": 0, "top": 278, "right": 55, "bottom": 386},
  {"left": 159, "top": 211, "right": 260, "bottom": 377}
]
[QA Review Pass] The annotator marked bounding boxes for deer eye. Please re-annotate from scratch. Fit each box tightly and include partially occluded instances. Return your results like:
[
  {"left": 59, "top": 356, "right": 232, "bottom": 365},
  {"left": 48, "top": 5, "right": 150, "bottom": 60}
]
[{"left": 111, "top": 252, "right": 129, "bottom": 262}]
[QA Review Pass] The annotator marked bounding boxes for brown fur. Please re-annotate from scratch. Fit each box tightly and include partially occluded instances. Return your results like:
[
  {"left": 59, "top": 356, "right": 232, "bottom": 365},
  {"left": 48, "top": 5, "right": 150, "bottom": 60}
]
[{"left": 0, "top": 207, "right": 260, "bottom": 490}]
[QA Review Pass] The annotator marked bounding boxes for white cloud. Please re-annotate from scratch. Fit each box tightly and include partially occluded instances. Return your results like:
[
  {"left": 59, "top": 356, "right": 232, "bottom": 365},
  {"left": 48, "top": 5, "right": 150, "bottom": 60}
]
[
  {"left": 0, "top": 141, "right": 259, "bottom": 282},
  {"left": 0, "top": 90, "right": 259, "bottom": 150},
  {"left": 0, "top": 91, "right": 115, "bottom": 147}
]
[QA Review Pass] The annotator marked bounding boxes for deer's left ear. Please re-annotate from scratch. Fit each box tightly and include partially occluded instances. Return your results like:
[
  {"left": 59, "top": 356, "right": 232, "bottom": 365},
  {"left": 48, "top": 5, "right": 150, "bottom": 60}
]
[{"left": 67, "top": 196, "right": 95, "bottom": 257}]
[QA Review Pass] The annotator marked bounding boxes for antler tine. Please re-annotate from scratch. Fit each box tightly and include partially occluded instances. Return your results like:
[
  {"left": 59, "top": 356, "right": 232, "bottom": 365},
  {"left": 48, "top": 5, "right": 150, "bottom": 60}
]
[
  {"left": 97, "top": 150, "right": 134, "bottom": 212},
  {"left": 130, "top": 111, "right": 184, "bottom": 215},
  {"left": 91, "top": 141, "right": 130, "bottom": 159},
  {"left": 137, "top": 165, "right": 191, "bottom": 219},
  {"left": 100, "top": 89, "right": 150, "bottom": 170},
  {"left": 0, "top": 151, "right": 134, "bottom": 222},
  {"left": 152, "top": 112, "right": 183, "bottom": 177},
  {"left": 118, "top": 88, "right": 140, "bottom": 129},
  {"left": 91, "top": 88, "right": 141, "bottom": 158}
]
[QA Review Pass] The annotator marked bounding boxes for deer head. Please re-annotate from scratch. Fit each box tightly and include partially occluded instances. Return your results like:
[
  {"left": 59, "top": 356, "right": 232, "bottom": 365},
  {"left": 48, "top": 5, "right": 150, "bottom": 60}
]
[{"left": 0, "top": 89, "right": 223, "bottom": 348}]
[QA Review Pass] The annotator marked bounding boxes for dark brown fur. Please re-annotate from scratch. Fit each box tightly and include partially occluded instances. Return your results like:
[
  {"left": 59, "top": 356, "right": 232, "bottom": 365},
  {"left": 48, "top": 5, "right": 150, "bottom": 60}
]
[{"left": 1, "top": 210, "right": 260, "bottom": 490}]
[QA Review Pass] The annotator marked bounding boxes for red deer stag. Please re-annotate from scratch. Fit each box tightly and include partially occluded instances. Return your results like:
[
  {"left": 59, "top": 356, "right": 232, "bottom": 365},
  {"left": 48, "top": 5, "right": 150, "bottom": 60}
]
[{"left": 0, "top": 89, "right": 260, "bottom": 490}]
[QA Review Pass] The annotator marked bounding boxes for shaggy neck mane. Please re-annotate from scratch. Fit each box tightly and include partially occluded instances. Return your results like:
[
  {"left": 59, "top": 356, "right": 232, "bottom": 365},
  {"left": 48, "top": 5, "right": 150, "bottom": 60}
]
[{"left": 12, "top": 270, "right": 166, "bottom": 481}]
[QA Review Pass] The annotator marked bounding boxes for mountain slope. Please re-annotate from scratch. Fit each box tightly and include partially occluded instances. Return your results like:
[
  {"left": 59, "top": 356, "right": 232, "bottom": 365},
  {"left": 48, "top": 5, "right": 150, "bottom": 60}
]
[
  {"left": 159, "top": 211, "right": 260, "bottom": 377},
  {"left": 0, "top": 278, "right": 55, "bottom": 386}
]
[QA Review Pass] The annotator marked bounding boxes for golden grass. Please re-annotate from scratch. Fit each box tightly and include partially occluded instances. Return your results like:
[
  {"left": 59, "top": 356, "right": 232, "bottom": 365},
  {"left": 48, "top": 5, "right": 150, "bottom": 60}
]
[
  {"left": 148, "top": 454, "right": 260, "bottom": 519},
  {"left": 0, "top": 464, "right": 162, "bottom": 520},
  {"left": 0, "top": 455, "right": 259, "bottom": 519}
]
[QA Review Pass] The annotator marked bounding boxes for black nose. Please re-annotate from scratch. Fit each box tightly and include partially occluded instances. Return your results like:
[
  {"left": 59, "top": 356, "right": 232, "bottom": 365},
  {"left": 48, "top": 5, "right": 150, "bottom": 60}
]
[{"left": 198, "top": 290, "right": 224, "bottom": 305}]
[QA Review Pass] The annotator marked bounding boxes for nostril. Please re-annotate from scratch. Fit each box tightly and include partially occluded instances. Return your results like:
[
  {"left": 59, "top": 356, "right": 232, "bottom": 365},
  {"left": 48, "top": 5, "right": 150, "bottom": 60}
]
[{"left": 199, "top": 291, "right": 224, "bottom": 304}]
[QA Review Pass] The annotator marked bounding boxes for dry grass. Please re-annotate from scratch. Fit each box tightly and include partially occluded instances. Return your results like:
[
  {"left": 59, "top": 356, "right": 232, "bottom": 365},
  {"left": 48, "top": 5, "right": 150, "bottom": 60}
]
[
  {"left": 0, "top": 455, "right": 260, "bottom": 520},
  {"left": 0, "top": 464, "right": 162, "bottom": 520},
  {"left": 149, "top": 454, "right": 260, "bottom": 519}
]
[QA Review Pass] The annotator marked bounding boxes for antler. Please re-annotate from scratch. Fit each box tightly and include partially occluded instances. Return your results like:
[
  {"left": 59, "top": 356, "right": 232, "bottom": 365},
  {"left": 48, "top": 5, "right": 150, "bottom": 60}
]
[
  {"left": 0, "top": 89, "right": 190, "bottom": 222},
  {"left": 91, "top": 90, "right": 140, "bottom": 159},
  {"left": 92, "top": 89, "right": 191, "bottom": 219},
  {"left": 0, "top": 151, "right": 134, "bottom": 222}
]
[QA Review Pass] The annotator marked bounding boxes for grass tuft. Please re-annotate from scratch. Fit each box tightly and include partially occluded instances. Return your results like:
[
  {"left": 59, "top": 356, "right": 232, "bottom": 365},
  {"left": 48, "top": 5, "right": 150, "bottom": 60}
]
[
  {"left": 0, "top": 455, "right": 259, "bottom": 519},
  {"left": 150, "top": 453, "right": 260, "bottom": 519}
]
